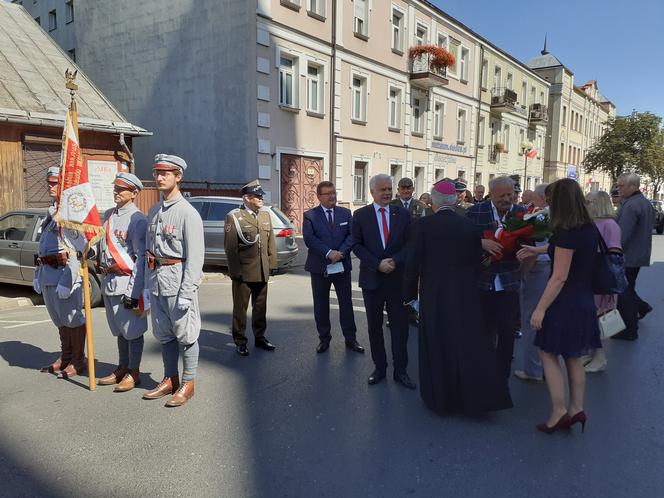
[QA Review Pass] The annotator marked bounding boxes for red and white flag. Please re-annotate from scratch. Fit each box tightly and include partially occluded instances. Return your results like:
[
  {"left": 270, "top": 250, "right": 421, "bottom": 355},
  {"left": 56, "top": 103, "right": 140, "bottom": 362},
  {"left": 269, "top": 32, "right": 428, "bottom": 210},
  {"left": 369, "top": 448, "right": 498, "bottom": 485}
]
[
  {"left": 55, "top": 110, "right": 104, "bottom": 250},
  {"left": 527, "top": 149, "right": 538, "bottom": 159}
]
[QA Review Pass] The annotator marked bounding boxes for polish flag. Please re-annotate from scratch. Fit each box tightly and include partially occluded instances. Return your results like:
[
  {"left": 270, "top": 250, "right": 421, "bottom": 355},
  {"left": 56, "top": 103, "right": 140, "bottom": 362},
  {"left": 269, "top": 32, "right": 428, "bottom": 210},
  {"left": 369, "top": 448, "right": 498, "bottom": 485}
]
[
  {"left": 527, "top": 149, "right": 538, "bottom": 159},
  {"left": 55, "top": 110, "right": 104, "bottom": 251}
]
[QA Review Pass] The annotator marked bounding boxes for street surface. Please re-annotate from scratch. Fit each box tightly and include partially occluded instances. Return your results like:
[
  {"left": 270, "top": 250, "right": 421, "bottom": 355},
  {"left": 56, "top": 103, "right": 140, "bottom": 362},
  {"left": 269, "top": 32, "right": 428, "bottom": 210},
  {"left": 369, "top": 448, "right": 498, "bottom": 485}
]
[{"left": 1, "top": 238, "right": 663, "bottom": 498}]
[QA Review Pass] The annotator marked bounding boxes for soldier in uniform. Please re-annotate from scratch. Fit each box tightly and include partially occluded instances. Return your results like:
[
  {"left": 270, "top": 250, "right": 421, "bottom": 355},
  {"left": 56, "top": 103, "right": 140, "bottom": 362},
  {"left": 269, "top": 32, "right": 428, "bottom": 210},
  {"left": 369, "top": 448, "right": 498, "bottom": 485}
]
[
  {"left": 224, "top": 180, "right": 278, "bottom": 356},
  {"left": 34, "top": 166, "right": 87, "bottom": 379},
  {"left": 97, "top": 173, "right": 149, "bottom": 392},
  {"left": 390, "top": 177, "right": 429, "bottom": 219},
  {"left": 454, "top": 180, "right": 474, "bottom": 212},
  {"left": 142, "top": 154, "right": 204, "bottom": 407}
]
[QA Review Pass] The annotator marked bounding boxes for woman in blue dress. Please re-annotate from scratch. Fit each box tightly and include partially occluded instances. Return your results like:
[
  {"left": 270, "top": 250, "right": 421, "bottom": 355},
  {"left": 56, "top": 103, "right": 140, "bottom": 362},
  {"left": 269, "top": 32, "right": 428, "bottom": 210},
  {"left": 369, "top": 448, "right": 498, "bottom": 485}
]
[{"left": 529, "top": 179, "right": 601, "bottom": 433}]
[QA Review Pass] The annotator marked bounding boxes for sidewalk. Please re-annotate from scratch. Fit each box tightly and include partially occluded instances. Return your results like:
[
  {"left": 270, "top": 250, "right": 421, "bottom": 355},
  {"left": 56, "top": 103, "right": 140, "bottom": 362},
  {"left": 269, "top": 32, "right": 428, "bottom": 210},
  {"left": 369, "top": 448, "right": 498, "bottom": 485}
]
[{"left": 0, "top": 284, "right": 43, "bottom": 311}]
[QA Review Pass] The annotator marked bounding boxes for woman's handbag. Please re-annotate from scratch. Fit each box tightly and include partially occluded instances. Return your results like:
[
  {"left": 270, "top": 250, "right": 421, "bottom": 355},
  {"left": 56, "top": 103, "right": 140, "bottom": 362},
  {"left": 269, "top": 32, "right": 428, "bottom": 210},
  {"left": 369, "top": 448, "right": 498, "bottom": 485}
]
[
  {"left": 598, "top": 309, "right": 626, "bottom": 339},
  {"left": 592, "top": 226, "right": 628, "bottom": 295}
]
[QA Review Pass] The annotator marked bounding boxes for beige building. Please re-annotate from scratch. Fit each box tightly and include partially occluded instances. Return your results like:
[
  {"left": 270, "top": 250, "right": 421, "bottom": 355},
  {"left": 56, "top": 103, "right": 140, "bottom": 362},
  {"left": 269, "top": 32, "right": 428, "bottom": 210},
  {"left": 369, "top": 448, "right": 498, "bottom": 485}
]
[
  {"left": 256, "top": 0, "right": 550, "bottom": 227},
  {"left": 528, "top": 46, "right": 616, "bottom": 192}
]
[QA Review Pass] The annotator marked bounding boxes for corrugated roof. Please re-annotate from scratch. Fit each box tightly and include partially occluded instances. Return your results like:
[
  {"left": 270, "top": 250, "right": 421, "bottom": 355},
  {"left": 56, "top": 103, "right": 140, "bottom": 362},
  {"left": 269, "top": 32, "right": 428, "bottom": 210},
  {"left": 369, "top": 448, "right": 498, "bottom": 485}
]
[{"left": 0, "top": 3, "right": 149, "bottom": 136}]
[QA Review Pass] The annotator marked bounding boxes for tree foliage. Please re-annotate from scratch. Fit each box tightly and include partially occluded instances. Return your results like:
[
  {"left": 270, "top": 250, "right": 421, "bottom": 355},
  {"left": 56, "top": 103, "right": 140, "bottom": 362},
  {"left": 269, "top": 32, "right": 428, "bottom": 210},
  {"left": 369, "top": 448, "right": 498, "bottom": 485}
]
[
  {"left": 640, "top": 129, "right": 664, "bottom": 195},
  {"left": 583, "top": 112, "right": 662, "bottom": 183}
]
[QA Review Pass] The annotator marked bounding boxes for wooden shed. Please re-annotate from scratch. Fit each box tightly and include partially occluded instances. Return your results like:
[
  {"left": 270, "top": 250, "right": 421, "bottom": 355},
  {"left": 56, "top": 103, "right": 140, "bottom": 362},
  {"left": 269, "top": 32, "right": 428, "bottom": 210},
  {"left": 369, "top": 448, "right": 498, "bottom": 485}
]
[{"left": 0, "top": 3, "right": 150, "bottom": 215}]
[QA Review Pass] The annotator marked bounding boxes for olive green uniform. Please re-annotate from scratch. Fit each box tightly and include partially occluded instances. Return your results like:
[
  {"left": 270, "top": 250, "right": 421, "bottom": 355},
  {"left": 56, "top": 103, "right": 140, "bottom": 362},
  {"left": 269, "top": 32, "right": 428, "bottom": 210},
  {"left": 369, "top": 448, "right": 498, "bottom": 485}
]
[{"left": 224, "top": 205, "right": 277, "bottom": 346}]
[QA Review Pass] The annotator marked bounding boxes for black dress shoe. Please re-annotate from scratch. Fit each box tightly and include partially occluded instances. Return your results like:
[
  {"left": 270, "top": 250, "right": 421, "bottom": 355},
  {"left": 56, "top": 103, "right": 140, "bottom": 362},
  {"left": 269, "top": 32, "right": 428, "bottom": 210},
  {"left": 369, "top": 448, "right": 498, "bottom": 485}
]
[
  {"left": 368, "top": 369, "right": 386, "bottom": 385},
  {"left": 611, "top": 331, "right": 638, "bottom": 341},
  {"left": 638, "top": 304, "right": 653, "bottom": 320},
  {"left": 236, "top": 345, "right": 249, "bottom": 356},
  {"left": 393, "top": 371, "right": 417, "bottom": 389},
  {"left": 255, "top": 338, "right": 276, "bottom": 351},
  {"left": 345, "top": 339, "right": 365, "bottom": 354},
  {"left": 316, "top": 341, "right": 330, "bottom": 354}
]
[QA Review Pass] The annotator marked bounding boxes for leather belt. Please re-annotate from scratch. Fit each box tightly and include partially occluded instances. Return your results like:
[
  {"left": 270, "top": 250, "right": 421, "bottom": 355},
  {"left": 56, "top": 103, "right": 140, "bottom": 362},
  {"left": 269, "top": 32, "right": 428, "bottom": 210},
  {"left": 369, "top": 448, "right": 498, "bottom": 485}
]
[
  {"left": 37, "top": 253, "right": 68, "bottom": 268},
  {"left": 146, "top": 251, "right": 184, "bottom": 270},
  {"left": 99, "top": 263, "right": 132, "bottom": 276}
]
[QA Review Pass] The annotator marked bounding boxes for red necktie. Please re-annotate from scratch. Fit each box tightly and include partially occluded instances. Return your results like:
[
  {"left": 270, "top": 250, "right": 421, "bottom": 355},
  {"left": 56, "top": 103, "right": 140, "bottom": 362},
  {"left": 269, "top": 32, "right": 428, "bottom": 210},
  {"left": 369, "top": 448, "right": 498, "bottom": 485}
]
[
  {"left": 326, "top": 209, "right": 333, "bottom": 229},
  {"left": 379, "top": 207, "right": 389, "bottom": 246}
]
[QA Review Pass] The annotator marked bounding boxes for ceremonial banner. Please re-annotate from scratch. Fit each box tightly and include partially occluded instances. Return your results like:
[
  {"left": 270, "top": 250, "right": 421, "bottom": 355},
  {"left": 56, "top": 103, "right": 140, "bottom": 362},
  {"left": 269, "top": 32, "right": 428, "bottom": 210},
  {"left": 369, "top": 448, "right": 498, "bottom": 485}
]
[{"left": 55, "top": 110, "right": 104, "bottom": 250}]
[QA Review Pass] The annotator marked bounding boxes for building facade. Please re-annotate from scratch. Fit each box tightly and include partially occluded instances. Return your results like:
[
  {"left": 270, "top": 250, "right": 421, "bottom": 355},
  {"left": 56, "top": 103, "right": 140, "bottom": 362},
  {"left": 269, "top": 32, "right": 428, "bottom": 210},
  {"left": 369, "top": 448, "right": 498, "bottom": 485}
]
[
  {"left": 528, "top": 47, "right": 616, "bottom": 192},
  {"left": 11, "top": 0, "right": 76, "bottom": 61}
]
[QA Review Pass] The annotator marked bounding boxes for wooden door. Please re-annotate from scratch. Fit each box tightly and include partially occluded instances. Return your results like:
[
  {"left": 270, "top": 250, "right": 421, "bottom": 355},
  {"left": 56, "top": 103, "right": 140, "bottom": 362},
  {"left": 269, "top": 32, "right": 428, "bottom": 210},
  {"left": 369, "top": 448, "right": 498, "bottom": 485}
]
[{"left": 280, "top": 154, "right": 322, "bottom": 232}]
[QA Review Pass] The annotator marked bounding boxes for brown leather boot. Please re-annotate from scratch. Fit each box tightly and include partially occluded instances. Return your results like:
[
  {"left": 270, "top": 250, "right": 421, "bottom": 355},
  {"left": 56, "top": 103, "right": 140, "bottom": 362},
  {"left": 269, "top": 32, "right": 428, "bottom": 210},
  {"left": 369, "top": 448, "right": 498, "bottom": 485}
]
[
  {"left": 114, "top": 369, "right": 140, "bottom": 392},
  {"left": 165, "top": 380, "right": 195, "bottom": 407},
  {"left": 41, "top": 327, "right": 69, "bottom": 374},
  {"left": 98, "top": 366, "right": 128, "bottom": 385},
  {"left": 58, "top": 326, "right": 87, "bottom": 379},
  {"left": 143, "top": 376, "right": 180, "bottom": 400}
]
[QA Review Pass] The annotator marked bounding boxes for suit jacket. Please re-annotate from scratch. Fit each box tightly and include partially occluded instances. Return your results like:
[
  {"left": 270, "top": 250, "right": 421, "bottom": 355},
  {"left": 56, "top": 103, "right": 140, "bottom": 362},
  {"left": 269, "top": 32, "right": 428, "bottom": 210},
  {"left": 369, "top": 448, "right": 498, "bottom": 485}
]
[
  {"left": 616, "top": 191, "right": 653, "bottom": 267},
  {"left": 224, "top": 206, "right": 277, "bottom": 282},
  {"left": 303, "top": 205, "right": 354, "bottom": 274},
  {"left": 352, "top": 203, "right": 411, "bottom": 291},
  {"left": 390, "top": 197, "right": 427, "bottom": 220}
]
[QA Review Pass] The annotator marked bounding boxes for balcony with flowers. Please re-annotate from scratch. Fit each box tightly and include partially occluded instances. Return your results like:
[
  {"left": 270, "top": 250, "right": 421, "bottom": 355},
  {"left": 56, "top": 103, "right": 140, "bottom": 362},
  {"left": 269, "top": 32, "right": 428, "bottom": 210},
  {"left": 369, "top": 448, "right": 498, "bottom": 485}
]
[{"left": 408, "top": 45, "right": 454, "bottom": 89}]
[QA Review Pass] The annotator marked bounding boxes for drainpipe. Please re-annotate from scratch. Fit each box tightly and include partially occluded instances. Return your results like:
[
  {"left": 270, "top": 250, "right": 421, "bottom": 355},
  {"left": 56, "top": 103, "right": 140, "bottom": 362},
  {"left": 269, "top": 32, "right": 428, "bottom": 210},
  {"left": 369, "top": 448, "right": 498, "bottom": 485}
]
[
  {"left": 119, "top": 133, "right": 134, "bottom": 172},
  {"left": 329, "top": 0, "right": 337, "bottom": 184},
  {"left": 471, "top": 45, "right": 485, "bottom": 189}
]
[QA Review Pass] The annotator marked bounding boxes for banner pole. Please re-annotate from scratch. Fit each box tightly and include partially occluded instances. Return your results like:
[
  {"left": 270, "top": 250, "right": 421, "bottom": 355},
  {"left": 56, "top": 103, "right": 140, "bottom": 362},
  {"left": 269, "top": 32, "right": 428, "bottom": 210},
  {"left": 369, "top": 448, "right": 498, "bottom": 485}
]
[{"left": 67, "top": 71, "right": 96, "bottom": 391}]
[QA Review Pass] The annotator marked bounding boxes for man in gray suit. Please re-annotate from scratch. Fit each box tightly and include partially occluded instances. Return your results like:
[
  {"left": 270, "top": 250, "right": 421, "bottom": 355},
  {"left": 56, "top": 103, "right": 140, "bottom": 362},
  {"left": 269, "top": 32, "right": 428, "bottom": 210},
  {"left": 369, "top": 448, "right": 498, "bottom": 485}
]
[{"left": 614, "top": 173, "right": 654, "bottom": 340}]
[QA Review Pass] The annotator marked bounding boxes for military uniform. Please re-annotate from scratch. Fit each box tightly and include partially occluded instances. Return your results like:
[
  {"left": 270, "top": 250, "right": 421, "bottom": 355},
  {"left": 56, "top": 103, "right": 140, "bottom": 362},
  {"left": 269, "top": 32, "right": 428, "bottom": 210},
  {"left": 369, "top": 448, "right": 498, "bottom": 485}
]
[
  {"left": 97, "top": 173, "right": 149, "bottom": 392},
  {"left": 35, "top": 166, "right": 87, "bottom": 378},
  {"left": 225, "top": 180, "right": 277, "bottom": 354},
  {"left": 390, "top": 197, "right": 428, "bottom": 219},
  {"left": 143, "top": 154, "right": 204, "bottom": 407}
]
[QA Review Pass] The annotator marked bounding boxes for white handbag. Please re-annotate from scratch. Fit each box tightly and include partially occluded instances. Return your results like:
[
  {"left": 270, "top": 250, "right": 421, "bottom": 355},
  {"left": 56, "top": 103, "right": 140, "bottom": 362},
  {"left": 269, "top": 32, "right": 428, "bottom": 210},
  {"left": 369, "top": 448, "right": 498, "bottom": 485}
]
[{"left": 598, "top": 309, "right": 626, "bottom": 339}]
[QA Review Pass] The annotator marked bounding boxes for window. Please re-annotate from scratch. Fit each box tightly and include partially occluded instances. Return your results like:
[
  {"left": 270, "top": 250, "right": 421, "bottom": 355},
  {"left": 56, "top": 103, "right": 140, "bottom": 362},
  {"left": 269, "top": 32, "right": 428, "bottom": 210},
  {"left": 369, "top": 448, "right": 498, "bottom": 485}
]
[
  {"left": 414, "top": 166, "right": 425, "bottom": 195},
  {"left": 66, "top": 0, "right": 74, "bottom": 23},
  {"left": 437, "top": 32, "right": 448, "bottom": 49},
  {"left": 521, "top": 81, "right": 527, "bottom": 106},
  {"left": 568, "top": 145, "right": 572, "bottom": 163},
  {"left": 537, "top": 134, "right": 542, "bottom": 157},
  {"left": 560, "top": 142, "right": 565, "bottom": 161},
  {"left": 493, "top": 66, "right": 502, "bottom": 92},
  {"left": 67, "top": 48, "right": 76, "bottom": 62},
  {"left": 519, "top": 128, "right": 525, "bottom": 150},
  {"left": 279, "top": 56, "right": 297, "bottom": 108},
  {"left": 433, "top": 101, "right": 445, "bottom": 139},
  {"left": 0, "top": 214, "right": 35, "bottom": 241},
  {"left": 306, "top": 65, "right": 323, "bottom": 114},
  {"left": 308, "top": 0, "right": 325, "bottom": 18},
  {"left": 353, "top": 161, "right": 368, "bottom": 202},
  {"left": 459, "top": 47, "right": 469, "bottom": 81},
  {"left": 48, "top": 9, "right": 57, "bottom": 31},
  {"left": 351, "top": 76, "right": 367, "bottom": 122},
  {"left": 415, "top": 24, "right": 428, "bottom": 46},
  {"left": 530, "top": 86, "right": 536, "bottom": 108},
  {"left": 411, "top": 94, "right": 423, "bottom": 135},
  {"left": 475, "top": 172, "right": 482, "bottom": 186},
  {"left": 353, "top": 0, "right": 368, "bottom": 38},
  {"left": 388, "top": 87, "right": 401, "bottom": 130},
  {"left": 207, "top": 202, "right": 236, "bottom": 222},
  {"left": 457, "top": 108, "right": 467, "bottom": 144},
  {"left": 435, "top": 168, "right": 446, "bottom": 181},
  {"left": 503, "top": 125, "right": 510, "bottom": 152},
  {"left": 448, "top": 39, "right": 459, "bottom": 76},
  {"left": 478, "top": 116, "right": 485, "bottom": 146},
  {"left": 391, "top": 9, "right": 404, "bottom": 52},
  {"left": 390, "top": 164, "right": 403, "bottom": 190},
  {"left": 481, "top": 59, "right": 488, "bottom": 89},
  {"left": 562, "top": 105, "right": 567, "bottom": 126},
  {"left": 506, "top": 72, "right": 513, "bottom": 90},
  {"left": 540, "top": 91, "right": 545, "bottom": 105}
]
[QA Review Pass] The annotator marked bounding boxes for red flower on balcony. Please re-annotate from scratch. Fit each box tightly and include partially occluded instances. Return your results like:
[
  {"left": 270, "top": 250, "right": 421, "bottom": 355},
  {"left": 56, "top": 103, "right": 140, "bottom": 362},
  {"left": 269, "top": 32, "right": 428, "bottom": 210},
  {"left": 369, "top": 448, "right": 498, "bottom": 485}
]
[{"left": 408, "top": 44, "right": 456, "bottom": 71}]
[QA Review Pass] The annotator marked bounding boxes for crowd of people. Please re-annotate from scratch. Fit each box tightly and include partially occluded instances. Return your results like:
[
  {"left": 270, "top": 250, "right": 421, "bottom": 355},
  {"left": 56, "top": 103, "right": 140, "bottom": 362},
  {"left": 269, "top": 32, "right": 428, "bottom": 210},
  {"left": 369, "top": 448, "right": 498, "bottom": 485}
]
[{"left": 33, "top": 156, "right": 655, "bottom": 429}]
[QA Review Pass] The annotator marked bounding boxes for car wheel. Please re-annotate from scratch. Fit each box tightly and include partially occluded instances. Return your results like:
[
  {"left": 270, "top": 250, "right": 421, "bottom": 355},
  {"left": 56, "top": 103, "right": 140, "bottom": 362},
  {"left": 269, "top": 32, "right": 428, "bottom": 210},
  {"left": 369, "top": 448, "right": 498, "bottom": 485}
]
[{"left": 88, "top": 270, "right": 103, "bottom": 308}]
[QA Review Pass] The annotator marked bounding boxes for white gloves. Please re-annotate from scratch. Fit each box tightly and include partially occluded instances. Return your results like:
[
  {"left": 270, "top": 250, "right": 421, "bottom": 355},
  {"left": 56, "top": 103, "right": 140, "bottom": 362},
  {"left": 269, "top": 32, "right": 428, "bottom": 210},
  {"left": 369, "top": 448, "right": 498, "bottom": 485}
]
[
  {"left": 176, "top": 296, "right": 192, "bottom": 311},
  {"left": 56, "top": 284, "right": 71, "bottom": 299}
]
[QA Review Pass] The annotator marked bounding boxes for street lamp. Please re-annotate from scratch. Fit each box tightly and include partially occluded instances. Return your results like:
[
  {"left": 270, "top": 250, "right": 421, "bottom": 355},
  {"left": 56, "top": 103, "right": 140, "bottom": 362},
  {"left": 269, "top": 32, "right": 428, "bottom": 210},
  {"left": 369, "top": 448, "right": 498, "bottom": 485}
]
[{"left": 521, "top": 141, "right": 534, "bottom": 190}]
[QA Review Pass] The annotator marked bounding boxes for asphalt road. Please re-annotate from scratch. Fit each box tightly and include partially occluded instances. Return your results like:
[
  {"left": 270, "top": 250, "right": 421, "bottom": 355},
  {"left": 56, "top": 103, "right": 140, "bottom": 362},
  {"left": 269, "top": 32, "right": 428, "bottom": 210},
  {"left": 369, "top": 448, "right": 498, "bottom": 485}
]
[{"left": 1, "top": 239, "right": 663, "bottom": 498}]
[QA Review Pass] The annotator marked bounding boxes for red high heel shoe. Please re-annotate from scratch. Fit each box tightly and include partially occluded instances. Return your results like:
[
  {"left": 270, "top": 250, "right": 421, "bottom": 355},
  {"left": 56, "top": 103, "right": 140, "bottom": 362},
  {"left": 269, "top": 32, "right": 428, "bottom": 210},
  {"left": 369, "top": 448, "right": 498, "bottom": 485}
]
[
  {"left": 536, "top": 413, "right": 572, "bottom": 434},
  {"left": 568, "top": 411, "right": 587, "bottom": 433}
]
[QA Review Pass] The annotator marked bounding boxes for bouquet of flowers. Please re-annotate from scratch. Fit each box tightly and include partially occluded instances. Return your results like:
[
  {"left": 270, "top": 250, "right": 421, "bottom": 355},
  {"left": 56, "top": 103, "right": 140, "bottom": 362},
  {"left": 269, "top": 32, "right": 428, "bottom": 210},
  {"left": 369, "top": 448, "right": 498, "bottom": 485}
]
[{"left": 482, "top": 208, "right": 551, "bottom": 265}]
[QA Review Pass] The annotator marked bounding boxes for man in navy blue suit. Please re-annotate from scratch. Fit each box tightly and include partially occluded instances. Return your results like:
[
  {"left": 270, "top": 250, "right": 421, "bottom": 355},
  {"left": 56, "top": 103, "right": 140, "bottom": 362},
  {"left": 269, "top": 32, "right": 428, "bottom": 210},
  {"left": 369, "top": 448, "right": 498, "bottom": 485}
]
[
  {"left": 352, "top": 174, "right": 415, "bottom": 389},
  {"left": 303, "top": 181, "right": 365, "bottom": 355}
]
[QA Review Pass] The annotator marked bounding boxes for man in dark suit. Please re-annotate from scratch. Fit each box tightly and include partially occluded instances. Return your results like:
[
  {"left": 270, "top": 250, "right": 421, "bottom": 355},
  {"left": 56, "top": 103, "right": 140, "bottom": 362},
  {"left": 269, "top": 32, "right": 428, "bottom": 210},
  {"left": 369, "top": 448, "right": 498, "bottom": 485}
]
[
  {"left": 466, "top": 176, "right": 526, "bottom": 379},
  {"left": 390, "top": 177, "right": 428, "bottom": 219},
  {"left": 352, "top": 174, "right": 415, "bottom": 389},
  {"left": 303, "top": 181, "right": 365, "bottom": 354}
]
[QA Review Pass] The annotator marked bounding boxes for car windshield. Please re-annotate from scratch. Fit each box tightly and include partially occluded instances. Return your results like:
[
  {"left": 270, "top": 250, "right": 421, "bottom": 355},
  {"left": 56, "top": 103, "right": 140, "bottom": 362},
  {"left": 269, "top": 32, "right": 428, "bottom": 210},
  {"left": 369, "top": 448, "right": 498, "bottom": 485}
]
[
  {"left": 268, "top": 206, "right": 292, "bottom": 228},
  {"left": 207, "top": 201, "right": 241, "bottom": 221}
]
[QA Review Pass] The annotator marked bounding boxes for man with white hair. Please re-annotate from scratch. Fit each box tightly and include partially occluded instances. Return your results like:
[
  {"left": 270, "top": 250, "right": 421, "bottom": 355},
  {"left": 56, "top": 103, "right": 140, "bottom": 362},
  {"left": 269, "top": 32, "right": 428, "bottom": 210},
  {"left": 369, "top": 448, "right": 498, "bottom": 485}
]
[
  {"left": 614, "top": 172, "right": 654, "bottom": 340},
  {"left": 352, "top": 174, "right": 415, "bottom": 389},
  {"left": 466, "top": 176, "right": 527, "bottom": 379},
  {"left": 404, "top": 180, "right": 512, "bottom": 414}
]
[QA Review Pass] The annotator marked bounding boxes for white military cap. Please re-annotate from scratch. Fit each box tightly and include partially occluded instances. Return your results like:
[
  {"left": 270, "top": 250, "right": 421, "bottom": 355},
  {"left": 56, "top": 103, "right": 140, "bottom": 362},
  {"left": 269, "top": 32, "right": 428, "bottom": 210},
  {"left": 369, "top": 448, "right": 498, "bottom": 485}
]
[
  {"left": 46, "top": 166, "right": 60, "bottom": 179},
  {"left": 153, "top": 154, "right": 187, "bottom": 174},
  {"left": 114, "top": 172, "right": 144, "bottom": 191}
]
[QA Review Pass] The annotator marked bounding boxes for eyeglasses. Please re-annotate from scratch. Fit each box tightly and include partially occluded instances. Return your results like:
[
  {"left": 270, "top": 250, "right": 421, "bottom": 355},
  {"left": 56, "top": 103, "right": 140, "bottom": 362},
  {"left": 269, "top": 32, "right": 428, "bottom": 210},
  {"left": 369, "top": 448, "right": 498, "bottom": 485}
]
[
  {"left": 319, "top": 191, "right": 336, "bottom": 196},
  {"left": 152, "top": 170, "right": 176, "bottom": 178}
]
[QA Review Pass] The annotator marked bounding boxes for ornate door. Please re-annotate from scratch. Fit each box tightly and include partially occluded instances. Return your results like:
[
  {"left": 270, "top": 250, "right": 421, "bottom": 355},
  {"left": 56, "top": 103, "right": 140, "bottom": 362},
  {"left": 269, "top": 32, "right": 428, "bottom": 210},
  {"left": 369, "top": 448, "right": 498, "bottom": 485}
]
[{"left": 280, "top": 154, "right": 322, "bottom": 232}]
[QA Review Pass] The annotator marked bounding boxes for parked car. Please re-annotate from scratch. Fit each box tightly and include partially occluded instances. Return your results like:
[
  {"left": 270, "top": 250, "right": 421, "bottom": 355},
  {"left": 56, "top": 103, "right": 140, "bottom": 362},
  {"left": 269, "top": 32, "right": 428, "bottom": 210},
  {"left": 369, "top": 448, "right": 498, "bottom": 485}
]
[
  {"left": 652, "top": 200, "right": 664, "bottom": 234},
  {"left": 187, "top": 196, "right": 298, "bottom": 270},
  {"left": 0, "top": 208, "right": 103, "bottom": 306}
]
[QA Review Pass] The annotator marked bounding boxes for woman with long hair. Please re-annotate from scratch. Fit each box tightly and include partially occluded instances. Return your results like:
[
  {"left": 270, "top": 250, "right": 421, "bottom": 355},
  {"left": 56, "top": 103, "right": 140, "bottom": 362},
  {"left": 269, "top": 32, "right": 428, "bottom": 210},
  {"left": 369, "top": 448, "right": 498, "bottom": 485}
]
[
  {"left": 529, "top": 179, "right": 601, "bottom": 433},
  {"left": 584, "top": 191, "right": 622, "bottom": 372}
]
